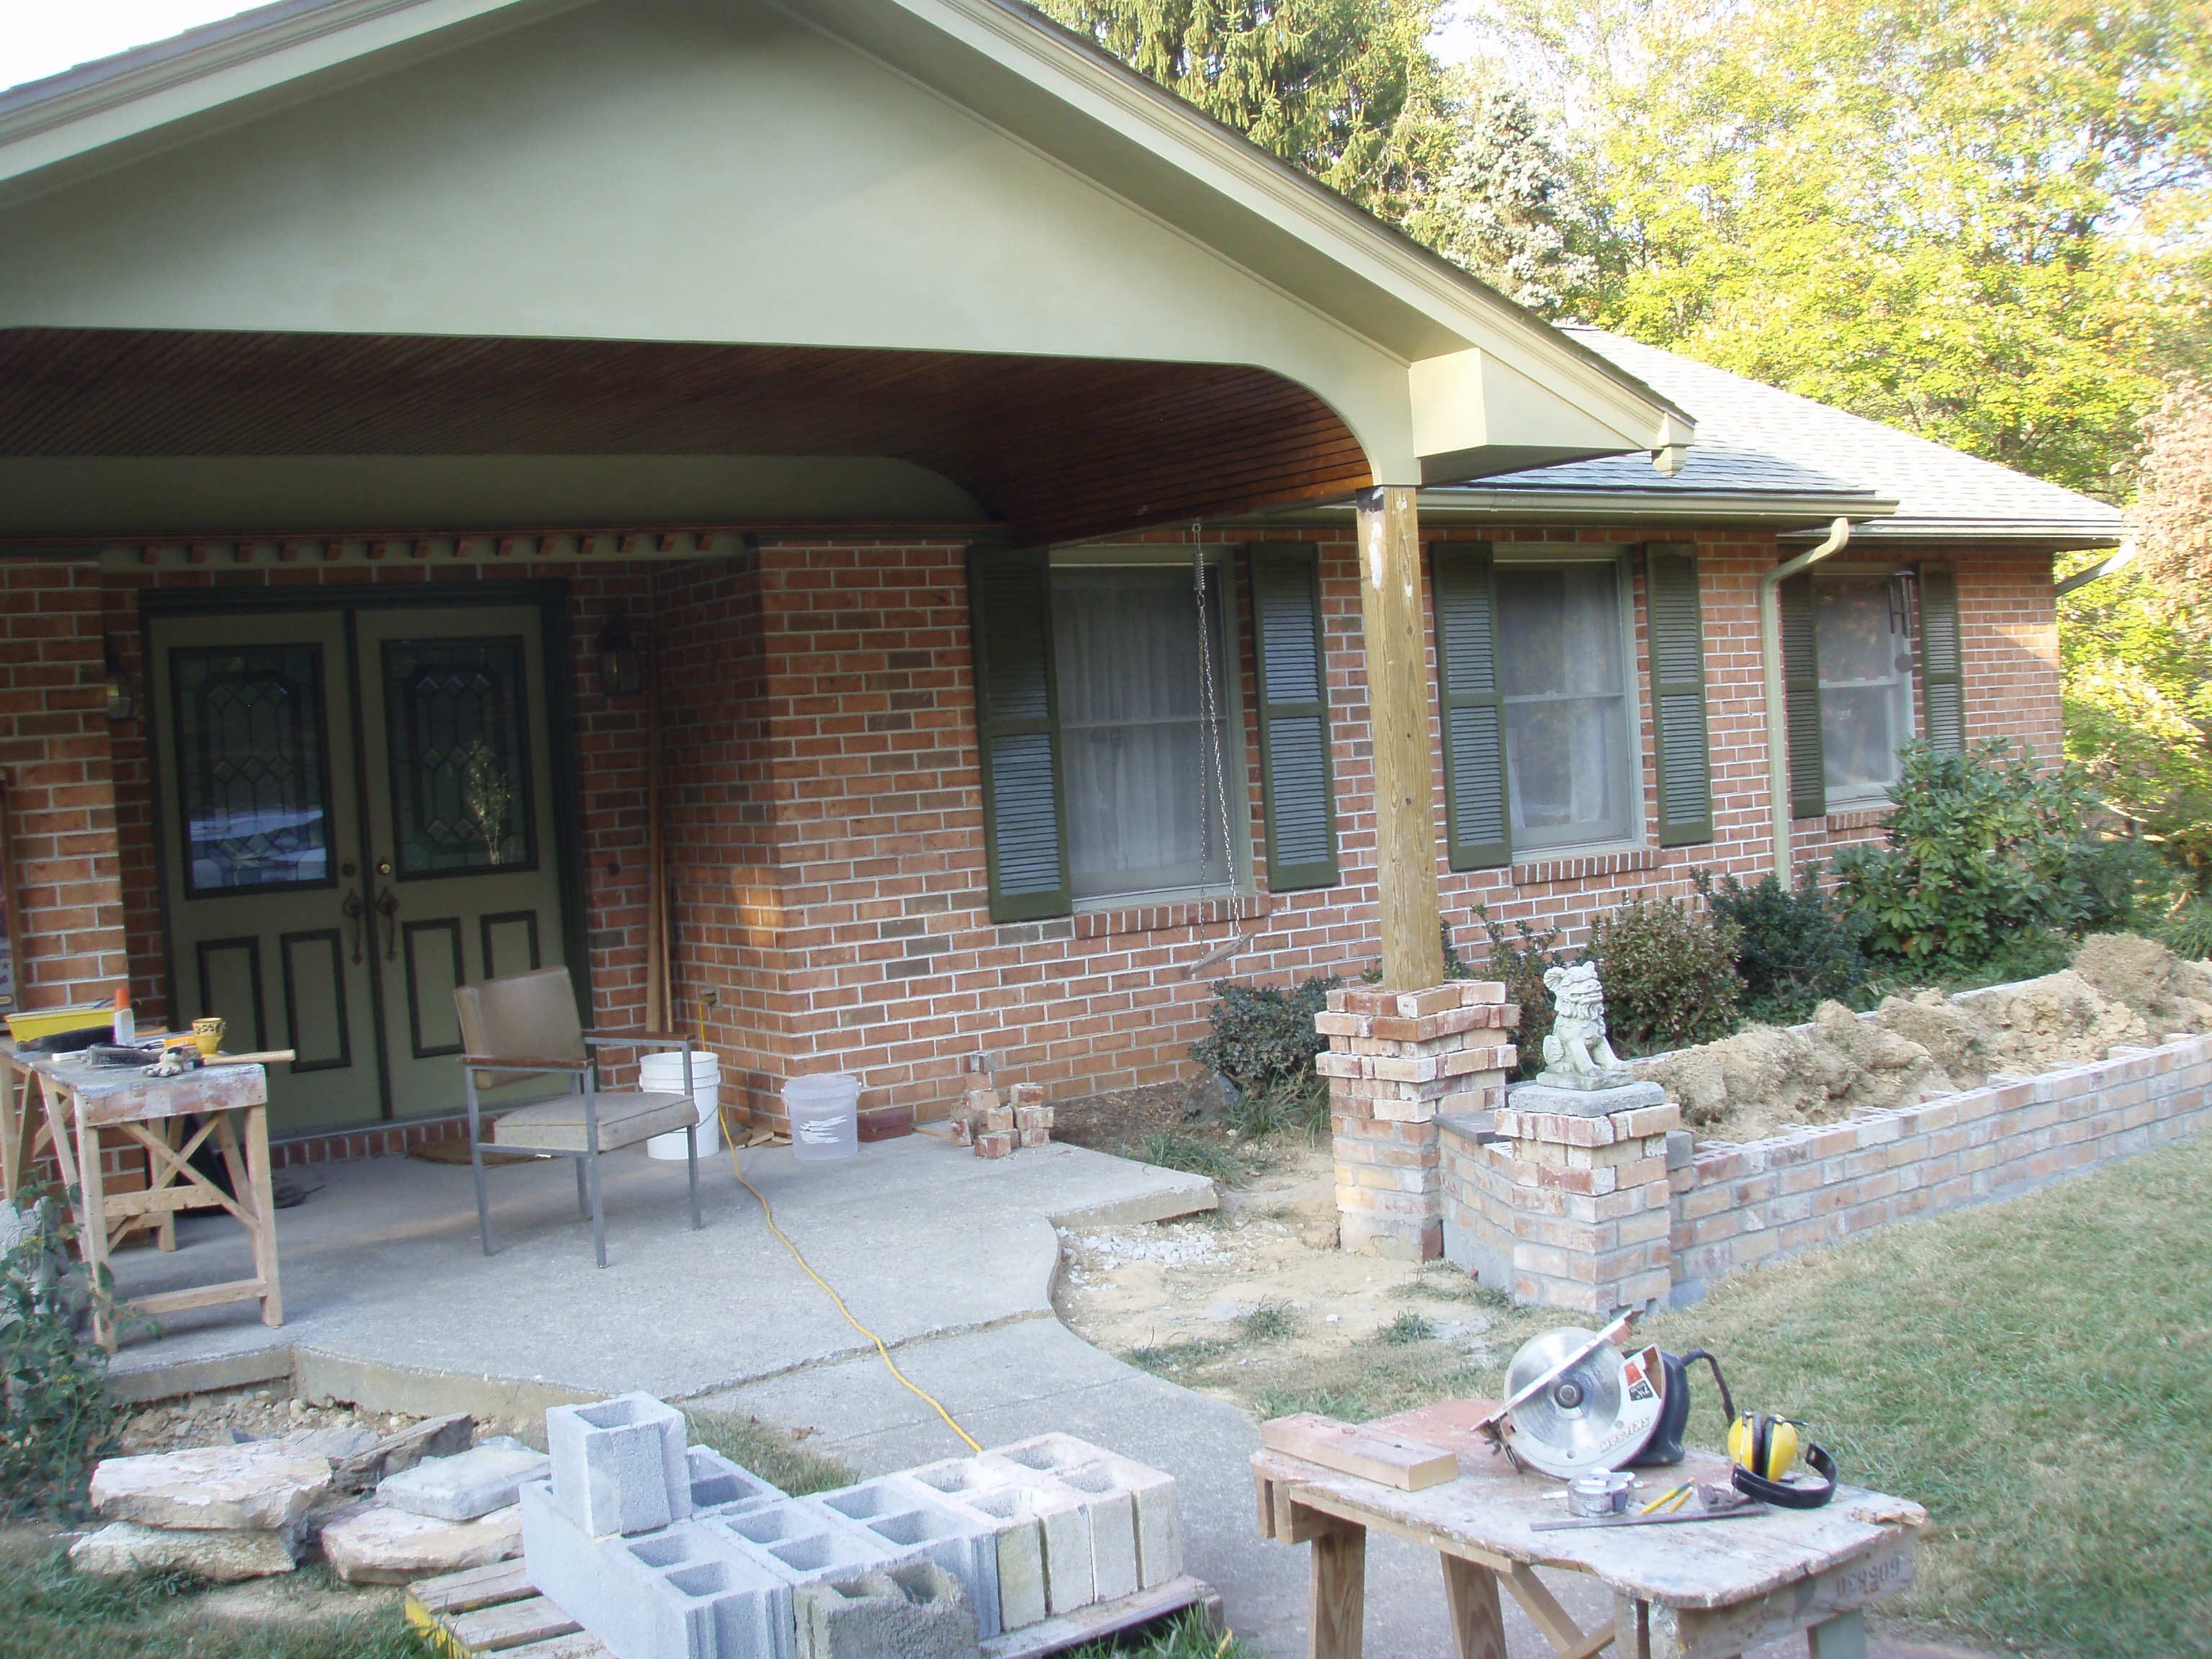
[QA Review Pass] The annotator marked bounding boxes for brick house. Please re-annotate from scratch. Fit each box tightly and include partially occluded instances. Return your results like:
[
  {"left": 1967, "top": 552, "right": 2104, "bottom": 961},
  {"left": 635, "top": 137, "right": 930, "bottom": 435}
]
[{"left": 0, "top": 0, "right": 2118, "bottom": 1180}]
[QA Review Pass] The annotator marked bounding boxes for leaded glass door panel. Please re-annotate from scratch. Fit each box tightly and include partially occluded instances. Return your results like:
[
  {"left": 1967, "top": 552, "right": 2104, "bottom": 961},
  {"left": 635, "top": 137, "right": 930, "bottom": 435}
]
[
  {"left": 354, "top": 606, "right": 567, "bottom": 1120},
  {"left": 150, "top": 611, "right": 382, "bottom": 1130}
]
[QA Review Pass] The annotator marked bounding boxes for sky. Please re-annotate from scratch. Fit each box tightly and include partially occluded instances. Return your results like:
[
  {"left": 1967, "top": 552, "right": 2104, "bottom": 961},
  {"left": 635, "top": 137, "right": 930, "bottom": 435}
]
[{"left": 3, "top": 0, "right": 1486, "bottom": 96}]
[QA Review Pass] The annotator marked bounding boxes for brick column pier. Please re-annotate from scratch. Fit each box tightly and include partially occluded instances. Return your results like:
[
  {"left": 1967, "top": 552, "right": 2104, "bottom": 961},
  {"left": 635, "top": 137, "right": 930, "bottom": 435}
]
[
  {"left": 1441, "top": 1095, "right": 1681, "bottom": 1313},
  {"left": 1316, "top": 981, "right": 1517, "bottom": 1260}
]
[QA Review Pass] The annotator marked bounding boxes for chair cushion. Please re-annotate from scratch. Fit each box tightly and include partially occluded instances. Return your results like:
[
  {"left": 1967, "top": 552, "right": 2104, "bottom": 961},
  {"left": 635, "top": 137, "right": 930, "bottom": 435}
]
[{"left": 490, "top": 1092, "right": 698, "bottom": 1154}]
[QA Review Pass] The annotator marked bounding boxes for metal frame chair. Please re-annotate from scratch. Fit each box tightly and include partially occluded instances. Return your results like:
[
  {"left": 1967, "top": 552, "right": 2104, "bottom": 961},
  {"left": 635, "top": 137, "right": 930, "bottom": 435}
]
[{"left": 454, "top": 966, "right": 703, "bottom": 1266}]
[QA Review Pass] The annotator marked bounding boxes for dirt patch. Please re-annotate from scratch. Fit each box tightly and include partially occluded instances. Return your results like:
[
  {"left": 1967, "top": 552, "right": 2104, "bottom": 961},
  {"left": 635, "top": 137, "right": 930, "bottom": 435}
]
[
  {"left": 116, "top": 1385, "right": 540, "bottom": 1455},
  {"left": 1046, "top": 1077, "right": 1229, "bottom": 1154},
  {"left": 1635, "top": 933, "right": 2212, "bottom": 1141}
]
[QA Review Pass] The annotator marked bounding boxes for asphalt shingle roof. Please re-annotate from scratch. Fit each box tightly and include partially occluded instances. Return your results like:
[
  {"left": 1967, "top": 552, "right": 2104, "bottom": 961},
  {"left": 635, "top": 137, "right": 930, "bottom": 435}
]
[{"left": 1468, "top": 325, "right": 2125, "bottom": 541}]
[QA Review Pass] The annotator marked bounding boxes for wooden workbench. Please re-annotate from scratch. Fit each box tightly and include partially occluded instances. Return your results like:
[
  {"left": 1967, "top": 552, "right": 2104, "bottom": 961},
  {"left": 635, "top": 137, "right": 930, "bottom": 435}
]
[
  {"left": 1255, "top": 1400, "right": 1923, "bottom": 1659},
  {"left": 27, "top": 1052, "right": 284, "bottom": 1350}
]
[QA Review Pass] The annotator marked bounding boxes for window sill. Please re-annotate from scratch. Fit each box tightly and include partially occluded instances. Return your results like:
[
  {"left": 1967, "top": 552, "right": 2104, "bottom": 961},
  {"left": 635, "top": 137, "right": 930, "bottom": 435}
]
[
  {"left": 1072, "top": 893, "right": 1275, "bottom": 940},
  {"left": 1818, "top": 806, "right": 1893, "bottom": 832},
  {"left": 1509, "top": 845, "right": 1656, "bottom": 888}
]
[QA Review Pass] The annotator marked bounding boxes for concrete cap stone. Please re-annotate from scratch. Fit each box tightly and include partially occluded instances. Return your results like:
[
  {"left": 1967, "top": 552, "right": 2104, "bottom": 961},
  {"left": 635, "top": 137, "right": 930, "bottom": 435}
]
[
  {"left": 1506, "top": 1079, "right": 1668, "bottom": 1119},
  {"left": 379, "top": 1438, "right": 549, "bottom": 1522}
]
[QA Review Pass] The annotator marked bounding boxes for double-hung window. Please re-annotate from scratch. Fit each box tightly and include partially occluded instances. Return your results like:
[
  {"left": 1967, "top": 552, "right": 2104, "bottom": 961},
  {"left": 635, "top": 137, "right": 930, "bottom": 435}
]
[
  {"left": 1780, "top": 564, "right": 1962, "bottom": 819},
  {"left": 1051, "top": 554, "right": 1244, "bottom": 904},
  {"left": 969, "top": 545, "right": 1339, "bottom": 923},
  {"left": 1434, "top": 544, "right": 1662, "bottom": 867}
]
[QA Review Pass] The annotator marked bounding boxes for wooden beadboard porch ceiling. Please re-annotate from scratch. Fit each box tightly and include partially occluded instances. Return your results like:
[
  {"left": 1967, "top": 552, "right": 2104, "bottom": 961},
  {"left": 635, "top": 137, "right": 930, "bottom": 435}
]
[{"left": 0, "top": 328, "right": 1375, "bottom": 546}]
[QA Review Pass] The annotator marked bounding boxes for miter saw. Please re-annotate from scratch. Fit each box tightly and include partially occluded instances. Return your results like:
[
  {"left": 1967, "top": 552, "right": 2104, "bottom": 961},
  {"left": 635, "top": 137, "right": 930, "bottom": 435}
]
[{"left": 1473, "top": 1313, "right": 1837, "bottom": 1509}]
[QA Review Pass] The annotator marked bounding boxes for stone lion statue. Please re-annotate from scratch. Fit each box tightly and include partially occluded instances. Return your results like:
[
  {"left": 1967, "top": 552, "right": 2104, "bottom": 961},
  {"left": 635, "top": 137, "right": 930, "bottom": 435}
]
[{"left": 1541, "top": 962, "right": 1625, "bottom": 1082}]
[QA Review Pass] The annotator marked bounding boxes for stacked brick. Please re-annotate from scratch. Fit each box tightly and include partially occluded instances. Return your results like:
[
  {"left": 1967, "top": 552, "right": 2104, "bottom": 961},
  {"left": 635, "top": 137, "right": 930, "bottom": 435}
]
[
  {"left": 1440, "top": 1097, "right": 1680, "bottom": 1316},
  {"left": 1316, "top": 981, "right": 1517, "bottom": 1262},
  {"left": 947, "top": 1083, "right": 1052, "bottom": 1159},
  {"left": 521, "top": 1393, "right": 1180, "bottom": 1659}
]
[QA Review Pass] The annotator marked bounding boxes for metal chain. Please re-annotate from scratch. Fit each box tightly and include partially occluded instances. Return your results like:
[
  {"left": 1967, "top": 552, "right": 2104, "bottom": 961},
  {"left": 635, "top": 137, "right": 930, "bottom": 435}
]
[{"left": 1192, "top": 523, "right": 1242, "bottom": 921}]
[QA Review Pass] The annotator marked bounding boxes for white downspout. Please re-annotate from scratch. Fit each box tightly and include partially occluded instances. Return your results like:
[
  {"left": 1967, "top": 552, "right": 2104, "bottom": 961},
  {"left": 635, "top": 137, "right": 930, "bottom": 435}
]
[{"left": 1759, "top": 517, "right": 1853, "bottom": 880}]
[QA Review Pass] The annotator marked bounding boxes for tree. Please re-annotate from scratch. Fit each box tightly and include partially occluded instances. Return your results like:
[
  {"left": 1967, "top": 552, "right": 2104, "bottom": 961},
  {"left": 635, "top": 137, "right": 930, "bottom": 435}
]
[
  {"left": 1033, "top": 0, "right": 1455, "bottom": 225},
  {"left": 1463, "top": 0, "right": 2212, "bottom": 495},
  {"left": 1411, "top": 73, "right": 1596, "bottom": 315},
  {"left": 2134, "top": 377, "right": 2212, "bottom": 598}
]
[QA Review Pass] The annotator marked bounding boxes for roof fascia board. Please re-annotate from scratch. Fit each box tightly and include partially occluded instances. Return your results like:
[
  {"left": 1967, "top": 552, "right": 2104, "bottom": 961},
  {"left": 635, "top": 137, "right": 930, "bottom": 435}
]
[
  {"left": 0, "top": 0, "right": 587, "bottom": 202},
  {"left": 1411, "top": 489, "right": 1897, "bottom": 523},
  {"left": 1785, "top": 519, "right": 2121, "bottom": 543}
]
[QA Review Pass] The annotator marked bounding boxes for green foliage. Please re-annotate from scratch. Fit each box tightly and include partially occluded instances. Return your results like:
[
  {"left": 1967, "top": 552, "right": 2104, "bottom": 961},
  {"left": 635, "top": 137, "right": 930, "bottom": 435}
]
[
  {"left": 1468, "top": 0, "right": 2212, "bottom": 495},
  {"left": 2061, "top": 564, "right": 2212, "bottom": 896},
  {"left": 1832, "top": 739, "right": 2100, "bottom": 974},
  {"left": 1412, "top": 72, "right": 1597, "bottom": 314},
  {"left": 1187, "top": 976, "right": 1336, "bottom": 1091},
  {"left": 1695, "top": 867, "right": 1869, "bottom": 1027},
  {"left": 1225, "top": 1073, "right": 1329, "bottom": 1141},
  {"left": 1032, "top": 0, "right": 1454, "bottom": 225},
  {"left": 1375, "top": 1310, "right": 1437, "bottom": 1345},
  {"left": 1586, "top": 892, "right": 1741, "bottom": 1053},
  {"left": 1235, "top": 1299, "right": 1298, "bottom": 1341},
  {"left": 2157, "top": 894, "right": 2212, "bottom": 962},
  {"left": 1254, "top": 1384, "right": 1370, "bottom": 1421},
  {"left": 680, "top": 1406, "right": 853, "bottom": 1497},
  {"left": 1064, "top": 1606, "right": 1258, "bottom": 1659},
  {"left": 1472, "top": 905, "right": 1566, "bottom": 1079},
  {"left": 1126, "top": 1130, "right": 1264, "bottom": 1186},
  {"left": 1, "top": 1195, "right": 130, "bottom": 1519}
]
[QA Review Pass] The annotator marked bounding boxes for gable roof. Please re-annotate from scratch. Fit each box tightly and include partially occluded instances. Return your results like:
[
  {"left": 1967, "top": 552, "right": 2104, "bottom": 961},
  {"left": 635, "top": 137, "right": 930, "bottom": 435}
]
[{"left": 1441, "top": 326, "right": 2122, "bottom": 545}]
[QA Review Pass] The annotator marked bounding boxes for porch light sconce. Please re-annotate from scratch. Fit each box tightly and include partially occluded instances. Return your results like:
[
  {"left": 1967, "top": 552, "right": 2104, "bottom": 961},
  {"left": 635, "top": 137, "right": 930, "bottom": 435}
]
[
  {"left": 597, "top": 613, "right": 645, "bottom": 697},
  {"left": 103, "top": 643, "right": 137, "bottom": 723}
]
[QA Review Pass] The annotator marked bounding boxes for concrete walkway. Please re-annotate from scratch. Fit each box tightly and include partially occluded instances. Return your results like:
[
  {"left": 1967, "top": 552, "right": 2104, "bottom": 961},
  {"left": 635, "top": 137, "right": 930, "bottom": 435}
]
[{"left": 101, "top": 1134, "right": 1970, "bottom": 1658}]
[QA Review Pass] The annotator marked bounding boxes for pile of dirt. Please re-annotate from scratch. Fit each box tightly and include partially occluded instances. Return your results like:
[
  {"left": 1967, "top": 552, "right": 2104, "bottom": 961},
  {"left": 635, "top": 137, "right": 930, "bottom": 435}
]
[{"left": 1633, "top": 933, "right": 2212, "bottom": 1141}]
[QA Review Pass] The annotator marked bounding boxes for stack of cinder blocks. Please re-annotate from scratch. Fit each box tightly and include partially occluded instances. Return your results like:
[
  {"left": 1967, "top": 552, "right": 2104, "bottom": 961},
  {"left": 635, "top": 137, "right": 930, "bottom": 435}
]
[
  {"left": 1316, "top": 981, "right": 1518, "bottom": 1260},
  {"left": 1439, "top": 1097, "right": 1681, "bottom": 1314},
  {"left": 947, "top": 1083, "right": 1053, "bottom": 1159},
  {"left": 890, "top": 1433, "right": 1182, "bottom": 1629},
  {"left": 521, "top": 1396, "right": 1179, "bottom": 1659}
]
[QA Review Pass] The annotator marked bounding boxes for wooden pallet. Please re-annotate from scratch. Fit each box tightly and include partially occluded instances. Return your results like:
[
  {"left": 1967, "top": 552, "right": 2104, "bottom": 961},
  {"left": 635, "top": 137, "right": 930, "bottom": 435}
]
[{"left": 404, "top": 1557, "right": 1223, "bottom": 1658}]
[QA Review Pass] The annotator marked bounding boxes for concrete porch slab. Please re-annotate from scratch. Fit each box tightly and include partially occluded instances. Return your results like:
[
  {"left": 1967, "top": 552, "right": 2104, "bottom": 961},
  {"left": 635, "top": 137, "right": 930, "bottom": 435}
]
[{"left": 101, "top": 1134, "right": 1213, "bottom": 1406}]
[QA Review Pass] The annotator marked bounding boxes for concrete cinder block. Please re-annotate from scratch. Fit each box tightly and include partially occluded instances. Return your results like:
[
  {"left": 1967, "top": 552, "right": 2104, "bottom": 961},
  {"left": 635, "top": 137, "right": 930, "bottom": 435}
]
[
  {"left": 982, "top": 1435, "right": 1181, "bottom": 1588},
  {"left": 685, "top": 1447, "right": 786, "bottom": 1519},
  {"left": 1040, "top": 1465, "right": 1137, "bottom": 1601},
  {"left": 547, "top": 1393, "right": 691, "bottom": 1537},
  {"left": 707, "top": 1496, "right": 914, "bottom": 1591},
  {"left": 890, "top": 1462, "right": 1051, "bottom": 1629},
  {"left": 614, "top": 1524, "right": 789, "bottom": 1659},
  {"left": 793, "top": 1560, "right": 977, "bottom": 1659},
  {"left": 808, "top": 1479, "right": 1004, "bottom": 1638}
]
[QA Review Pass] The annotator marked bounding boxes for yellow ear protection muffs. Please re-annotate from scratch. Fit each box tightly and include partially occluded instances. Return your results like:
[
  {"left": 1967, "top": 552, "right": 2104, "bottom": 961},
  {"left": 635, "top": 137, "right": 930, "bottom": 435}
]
[{"left": 1668, "top": 1350, "right": 1839, "bottom": 1509}]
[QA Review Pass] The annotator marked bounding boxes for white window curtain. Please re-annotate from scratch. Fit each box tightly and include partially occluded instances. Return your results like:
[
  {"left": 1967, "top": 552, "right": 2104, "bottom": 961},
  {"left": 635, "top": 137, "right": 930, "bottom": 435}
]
[
  {"left": 1497, "top": 562, "right": 1633, "bottom": 850},
  {"left": 1052, "top": 564, "right": 1238, "bottom": 901},
  {"left": 1815, "top": 575, "right": 1916, "bottom": 801}
]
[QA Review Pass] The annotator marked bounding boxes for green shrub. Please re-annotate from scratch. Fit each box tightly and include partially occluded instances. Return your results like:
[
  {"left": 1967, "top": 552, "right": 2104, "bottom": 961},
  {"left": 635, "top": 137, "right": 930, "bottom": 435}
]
[
  {"left": 2161, "top": 894, "right": 2212, "bottom": 961},
  {"left": 1695, "top": 867, "right": 1869, "bottom": 1026},
  {"left": 1226, "top": 1074, "right": 1328, "bottom": 1140},
  {"left": 1473, "top": 907, "right": 1568, "bottom": 1079},
  {"left": 1586, "top": 893, "right": 1741, "bottom": 1053},
  {"left": 1187, "top": 976, "right": 1337, "bottom": 1095},
  {"left": 1, "top": 1196, "right": 131, "bottom": 1519},
  {"left": 2069, "top": 835, "right": 2167, "bottom": 934},
  {"left": 1832, "top": 739, "right": 2100, "bottom": 974},
  {"left": 1376, "top": 1311, "right": 1437, "bottom": 1345}
]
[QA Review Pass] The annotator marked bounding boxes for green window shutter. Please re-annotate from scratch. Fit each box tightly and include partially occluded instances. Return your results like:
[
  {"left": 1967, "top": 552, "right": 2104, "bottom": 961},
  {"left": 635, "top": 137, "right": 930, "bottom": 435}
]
[
  {"left": 1249, "top": 544, "right": 1339, "bottom": 891},
  {"left": 967, "top": 548, "right": 1071, "bottom": 922},
  {"left": 1919, "top": 564, "right": 1964, "bottom": 752},
  {"left": 1645, "top": 544, "right": 1714, "bottom": 847},
  {"left": 1430, "top": 542, "right": 1511, "bottom": 871},
  {"left": 1779, "top": 573, "right": 1826, "bottom": 820}
]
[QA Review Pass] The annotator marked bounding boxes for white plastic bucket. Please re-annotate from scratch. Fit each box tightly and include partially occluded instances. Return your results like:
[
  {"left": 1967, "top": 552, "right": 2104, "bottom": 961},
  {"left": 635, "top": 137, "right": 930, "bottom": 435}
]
[
  {"left": 783, "top": 1073, "right": 859, "bottom": 1161},
  {"left": 642, "top": 1050, "right": 722, "bottom": 1160}
]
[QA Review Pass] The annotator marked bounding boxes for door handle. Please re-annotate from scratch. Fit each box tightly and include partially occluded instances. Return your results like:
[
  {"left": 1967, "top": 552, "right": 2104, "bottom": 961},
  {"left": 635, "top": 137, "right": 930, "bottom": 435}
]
[
  {"left": 374, "top": 886, "right": 400, "bottom": 961},
  {"left": 342, "top": 889, "right": 366, "bottom": 966}
]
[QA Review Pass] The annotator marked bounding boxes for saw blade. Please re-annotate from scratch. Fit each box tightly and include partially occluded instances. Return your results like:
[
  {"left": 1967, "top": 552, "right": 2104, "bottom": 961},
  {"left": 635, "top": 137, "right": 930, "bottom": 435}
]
[{"left": 1501, "top": 1326, "right": 1665, "bottom": 1479}]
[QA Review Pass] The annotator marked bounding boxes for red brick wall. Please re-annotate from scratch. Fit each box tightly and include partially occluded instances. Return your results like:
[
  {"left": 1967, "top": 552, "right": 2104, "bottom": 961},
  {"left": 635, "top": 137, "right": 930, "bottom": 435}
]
[{"left": 2, "top": 559, "right": 128, "bottom": 1008}]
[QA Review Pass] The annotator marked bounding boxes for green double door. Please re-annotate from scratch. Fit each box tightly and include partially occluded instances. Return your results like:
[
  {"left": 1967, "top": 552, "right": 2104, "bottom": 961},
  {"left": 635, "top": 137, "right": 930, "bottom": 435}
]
[{"left": 149, "top": 601, "right": 571, "bottom": 1135}]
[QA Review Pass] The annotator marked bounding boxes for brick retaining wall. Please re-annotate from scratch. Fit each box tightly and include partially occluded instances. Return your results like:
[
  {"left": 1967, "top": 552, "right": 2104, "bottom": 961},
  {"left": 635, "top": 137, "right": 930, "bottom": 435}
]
[{"left": 1441, "top": 1032, "right": 2211, "bottom": 1312}]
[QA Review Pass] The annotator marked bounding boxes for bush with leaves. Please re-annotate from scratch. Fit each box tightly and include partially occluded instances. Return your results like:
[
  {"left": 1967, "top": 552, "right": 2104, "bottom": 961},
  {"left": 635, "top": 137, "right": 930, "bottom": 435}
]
[
  {"left": 1832, "top": 739, "right": 2101, "bottom": 974},
  {"left": 1473, "top": 907, "right": 1568, "bottom": 1079},
  {"left": 1695, "top": 867, "right": 1868, "bottom": 1026},
  {"left": 1586, "top": 894, "right": 1741, "bottom": 1053},
  {"left": 1189, "top": 975, "right": 1339, "bottom": 1136},
  {"left": 1, "top": 1195, "right": 130, "bottom": 1519}
]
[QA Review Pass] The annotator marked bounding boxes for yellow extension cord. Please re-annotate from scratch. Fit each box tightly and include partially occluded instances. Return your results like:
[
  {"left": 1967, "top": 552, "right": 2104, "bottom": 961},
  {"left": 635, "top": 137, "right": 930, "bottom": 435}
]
[{"left": 723, "top": 1118, "right": 981, "bottom": 1455}]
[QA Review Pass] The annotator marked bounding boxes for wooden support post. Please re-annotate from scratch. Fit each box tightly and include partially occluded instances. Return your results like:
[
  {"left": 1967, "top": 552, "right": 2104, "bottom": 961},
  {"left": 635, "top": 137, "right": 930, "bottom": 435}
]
[
  {"left": 1354, "top": 486, "right": 1444, "bottom": 992},
  {"left": 1442, "top": 1555, "right": 1508, "bottom": 1659},
  {"left": 1307, "top": 1519, "right": 1367, "bottom": 1659}
]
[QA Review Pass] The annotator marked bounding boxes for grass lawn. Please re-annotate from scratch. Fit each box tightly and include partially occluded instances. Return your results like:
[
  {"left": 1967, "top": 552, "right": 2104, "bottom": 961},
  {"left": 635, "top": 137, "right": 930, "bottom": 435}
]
[{"left": 1187, "top": 1132, "right": 2212, "bottom": 1659}]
